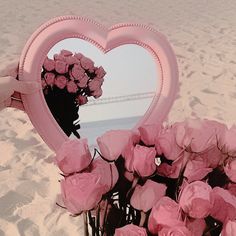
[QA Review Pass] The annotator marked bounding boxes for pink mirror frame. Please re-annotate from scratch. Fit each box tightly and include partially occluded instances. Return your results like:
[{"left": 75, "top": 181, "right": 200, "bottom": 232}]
[{"left": 18, "top": 15, "right": 179, "bottom": 152}]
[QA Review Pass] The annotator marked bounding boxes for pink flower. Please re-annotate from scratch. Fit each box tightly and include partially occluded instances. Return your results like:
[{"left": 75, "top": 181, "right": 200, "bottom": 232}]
[
  {"left": 44, "top": 72, "right": 55, "bottom": 86},
  {"left": 130, "top": 180, "right": 167, "bottom": 212},
  {"left": 77, "top": 74, "right": 89, "bottom": 88},
  {"left": 88, "top": 79, "right": 103, "bottom": 91},
  {"left": 65, "top": 55, "right": 79, "bottom": 65},
  {"left": 184, "top": 159, "right": 212, "bottom": 182},
  {"left": 43, "top": 57, "right": 55, "bottom": 71},
  {"left": 186, "top": 218, "right": 206, "bottom": 236},
  {"left": 71, "top": 64, "right": 85, "bottom": 80},
  {"left": 55, "top": 75, "right": 67, "bottom": 89},
  {"left": 55, "top": 60, "right": 68, "bottom": 74},
  {"left": 54, "top": 54, "right": 66, "bottom": 61},
  {"left": 148, "top": 197, "right": 184, "bottom": 234},
  {"left": 210, "top": 187, "right": 236, "bottom": 223},
  {"left": 61, "top": 172, "right": 105, "bottom": 214},
  {"left": 60, "top": 49, "right": 73, "bottom": 57},
  {"left": 55, "top": 139, "right": 92, "bottom": 175},
  {"left": 158, "top": 226, "right": 192, "bottom": 236},
  {"left": 179, "top": 181, "right": 213, "bottom": 218},
  {"left": 115, "top": 224, "right": 147, "bottom": 236},
  {"left": 138, "top": 124, "right": 162, "bottom": 146},
  {"left": 221, "top": 220, "right": 236, "bottom": 236},
  {"left": 133, "top": 145, "right": 156, "bottom": 177},
  {"left": 74, "top": 52, "right": 84, "bottom": 60},
  {"left": 80, "top": 56, "right": 94, "bottom": 70},
  {"left": 41, "top": 79, "right": 47, "bottom": 89},
  {"left": 92, "top": 88, "right": 103, "bottom": 98},
  {"left": 155, "top": 127, "right": 184, "bottom": 161},
  {"left": 91, "top": 158, "right": 119, "bottom": 192},
  {"left": 227, "top": 183, "right": 236, "bottom": 196},
  {"left": 67, "top": 81, "right": 78, "bottom": 93},
  {"left": 224, "top": 159, "right": 236, "bottom": 183},
  {"left": 76, "top": 95, "right": 88, "bottom": 105},
  {"left": 95, "top": 66, "right": 106, "bottom": 78},
  {"left": 97, "top": 130, "right": 135, "bottom": 161}
]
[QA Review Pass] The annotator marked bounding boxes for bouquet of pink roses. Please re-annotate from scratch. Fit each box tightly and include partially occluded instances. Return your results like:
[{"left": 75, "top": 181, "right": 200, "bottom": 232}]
[
  {"left": 41, "top": 50, "right": 106, "bottom": 138},
  {"left": 55, "top": 119, "right": 236, "bottom": 236}
]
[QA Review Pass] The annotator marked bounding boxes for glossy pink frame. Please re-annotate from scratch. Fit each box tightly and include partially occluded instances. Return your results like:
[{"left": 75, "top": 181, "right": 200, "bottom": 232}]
[{"left": 18, "top": 15, "right": 179, "bottom": 152}]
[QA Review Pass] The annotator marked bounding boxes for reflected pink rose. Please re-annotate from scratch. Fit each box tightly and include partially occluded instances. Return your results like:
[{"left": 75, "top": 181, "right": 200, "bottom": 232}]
[
  {"left": 77, "top": 74, "right": 89, "bottom": 88},
  {"left": 71, "top": 64, "right": 85, "bottom": 80},
  {"left": 54, "top": 54, "right": 66, "bottom": 61},
  {"left": 55, "top": 75, "right": 67, "bottom": 89},
  {"left": 76, "top": 95, "right": 88, "bottom": 105},
  {"left": 133, "top": 145, "right": 156, "bottom": 177},
  {"left": 179, "top": 181, "right": 213, "bottom": 218},
  {"left": 95, "top": 66, "right": 106, "bottom": 78},
  {"left": 80, "top": 56, "right": 94, "bottom": 70},
  {"left": 55, "top": 60, "right": 68, "bottom": 74},
  {"left": 210, "top": 187, "right": 236, "bottom": 223},
  {"left": 92, "top": 88, "right": 103, "bottom": 98},
  {"left": 158, "top": 226, "right": 192, "bottom": 236},
  {"left": 41, "top": 79, "right": 47, "bottom": 89},
  {"left": 224, "top": 159, "right": 236, "bottom": 183},
  {"left": 148, "top": 196, "right": 184, "bottom": 234},
  {"left": 138, "top": 124, "right": 162, "bottom": 146},
  {"left": 186, "top": 218, "right": 206, "bottom": 236},
  {"left": 115, "top": 224, "right": 147, "bottom": 236},
  {"left": 91, "top": 158, "right": 119, "bottom": 192},
  {"left": 61, "top": 172, "right": 105, "bottom": 214},
  {"left": 221, "top": 220, "right": 236, "bottom": 236},
  {"left": 74, "top": 52, "right": 84, "bottom": 60},
  {"left": 43, "top": 57, "right": 55, "bottom": 71},
  {"left": 60, "top": 49, "right": 73, "bottom": 57},
  {"left": 55, "top": 139, "right": 92, "bottom": 175},
  {"left": 44, "top": 72, "right": 55, "bottom": 86},
  {"left": 131, "top": 180, "right": 167, "bottom": 212},
  {"left": 65, "top": 55, "right": 79, "bottom": 65},
  {"left": 97, "top": 130, "right": 135, "bottom": 161},
  {"left": 88, "top": 79, "right": 103, "bottom": 91},
  {"left": 67, "top": 81, "right": 78, "bottom": 93}
]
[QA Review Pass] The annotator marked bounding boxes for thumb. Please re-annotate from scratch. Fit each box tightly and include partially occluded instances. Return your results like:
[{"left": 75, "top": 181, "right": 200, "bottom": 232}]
[{"left": 13, "top": 80, "right": 41, "bottom": 94}]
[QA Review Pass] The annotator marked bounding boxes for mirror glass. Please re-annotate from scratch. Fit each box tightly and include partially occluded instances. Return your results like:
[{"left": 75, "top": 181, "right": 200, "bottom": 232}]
[{"left": 42, "top": 38, "right": 159, "bottom": 146}]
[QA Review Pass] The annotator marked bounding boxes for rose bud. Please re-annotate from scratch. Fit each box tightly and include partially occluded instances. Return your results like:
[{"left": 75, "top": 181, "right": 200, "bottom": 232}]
[
  {"left": 67, "top": 81, "right": 78, "bottom": 93},
  {"left": 130, "top": 180, "right": 167, "bottom": 212},
  {"left": 44, "top": 72, "right": 55, "bottom": 86},
  {"left": 61, "top": 172, "right": 105, "bottom": 214},
  {"left": 55, "top": 75, "right": 67, "bottom": 89},
  {"left": 43, "top": 57, "right": 55, "bottom": 71},
  {"left": 92, "top": 88, "right": 103, "bottom": 98},
  {"left": 55, "top": 139, "right": 92, "bottom": 175},
  {"left": 132, "top": 145, "right": 156, "bottom": 177},
  {"left": 179, "top": 181, "right": 213, "bottom": 218},
  {"left": 71, "top": 64, "right": 85, "bottom": 80},
  {"left": 95, "top": 66, "right": 106, "bottom": 78},
  {"left": 76, "top": 95, "right": 88, "bottom": 106},
  {"left": 80, "top": 56, "right": 94, "bottom": 70},
  {"left": 60, "top": 49, "right": 73, "bottom": 57},
  {"left": 115, "top": 224, "right": 147, "bottom": 236},
  {"left": 65, "top": 55, "right": 79, "bottom": 65},
  {"left": 88, "top": 79, "right": 103, "bottom": 91},
  {"left": 55, "top": 60, "right": 68, "bottom": 74},
  {"left": 77, "top": 74, "right": 89, "bottom": 88}
]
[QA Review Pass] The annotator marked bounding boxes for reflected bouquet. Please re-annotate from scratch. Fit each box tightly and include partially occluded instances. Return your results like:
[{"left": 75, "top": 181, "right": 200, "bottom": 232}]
[
  {"left": 55, "top": 119, "right": 236, "bottom": 236},
  {"left": 41, "top": 50, "right": 106, "bottom": 138}
]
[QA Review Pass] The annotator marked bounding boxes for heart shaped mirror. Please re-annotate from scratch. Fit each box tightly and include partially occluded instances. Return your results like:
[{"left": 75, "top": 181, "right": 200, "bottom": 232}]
[{"left": 18, "top": 16, "right": 179, "bottom": 152}]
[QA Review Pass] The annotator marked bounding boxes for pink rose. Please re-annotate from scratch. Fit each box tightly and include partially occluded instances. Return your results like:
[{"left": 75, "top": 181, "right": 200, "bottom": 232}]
[
  {"left": 43, "top": 57, "right": 55, "bottom": 71},
  {"left": 95, "top": 66, "right": 106, "bottom": 78},
  {"left": 115, "top": 224, "right": 147, "bottom": 236},
  {"left": 74, "top": 52, "right": 84, "bottom": 60},
  {"left": 184, "top": 159, "right": 212, "bottom": 182},
  {"left": 130, "top": 180, "right": 167, "bottom": 212},
  {"left": 54, "top": 54, "right": 66, "bottom": 61},
  {"left": 138, "top": 124, "right": 162, "bottom": 146},
  {"left": 55, "top": 75, "right": 67, "bottom": 89},
  {"left": 76, "top": 95, "right": 88, "bottom": 105},
  {"left": 97, "top": 130, "right": 135, "bottom": 161},
  {"left": 224, "top": 159, "right": 236, "bottom": 183},
  {"left": 179, "top": 181, "right": 213, "bottom": 218},
  {"left": 55, "top": 60, "right": 68, "bottom": 74},
  {"left": 71, "top": 64, "right": 85, "bottom": 80},
  {"left": 80, "top": 56, "right": 94, "bottom": 70},
  {"left": 158, "top": 226, "right": 192, "bottom": 236},
  {"left": 227, "top": 183, "right": 236, "bottom": 196},
  {"left": 61, "top": 172, "right": 105, "bottom": 214},
  {"left": 55, "top": 139, "right": 92, "bottom": 175},
  {"left": 186, "top": 218, "right": 206, "bottom": 236},
  {"left": 92, "top": 88, "right": 103, "bottom": 98},
  {"left": 210, "top": 187, "right": 236, "bottom": 223},
  {"left": 155, "top": 127, "right": 184, "bottom": 161},
  {"left": 77, "top": 74, "right": 89, "bottom": 88},
  {"left": 44, "top": 72, "right": 55, "bottom": 86},
  {"left": 88, "top": 79, "right": 103, "bottom": 91},
  {"left": 60, "top": 49, "right": 73, "bottom": 57},
  {"left": 91, "top": 158, "right": 119, "bottom": 192},
  {"left": 221, "top": 220, "right": 236, "bottom": 236},
  {"left": 65, "top": 55, "right": 79, "bottom": 65},
  {"left": 67, "top": 81, "right": 78, "bottom": 93},
  {"left": 148, "top": 197, "right": 184, "bottom": 234},
  {"left": 133, "top": 145, "right": 156, "bottom": 177}
]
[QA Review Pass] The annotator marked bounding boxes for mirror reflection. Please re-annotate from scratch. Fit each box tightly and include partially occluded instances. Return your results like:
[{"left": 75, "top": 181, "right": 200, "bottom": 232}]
[{"left": 41, "top": 38, "right": 159, "bottom": 145}]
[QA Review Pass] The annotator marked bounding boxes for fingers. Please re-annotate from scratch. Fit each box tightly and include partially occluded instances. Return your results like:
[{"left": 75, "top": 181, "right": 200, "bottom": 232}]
[
  {"left": 13, "top": 80, "right": 41, "bottom": 94},
  {"left": 10, "top": 99, "right": 25, "bottom": 111}
]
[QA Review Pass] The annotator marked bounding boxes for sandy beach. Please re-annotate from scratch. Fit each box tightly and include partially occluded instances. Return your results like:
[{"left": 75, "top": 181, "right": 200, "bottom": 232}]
[{"left": 0, "top": 0, "right": 236, "bottom": 235}]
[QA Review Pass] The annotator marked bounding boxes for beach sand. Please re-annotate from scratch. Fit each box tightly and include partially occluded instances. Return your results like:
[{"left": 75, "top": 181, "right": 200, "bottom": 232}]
[{"left": 0, "top": 0, "right": 236, "bottom": 235}]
